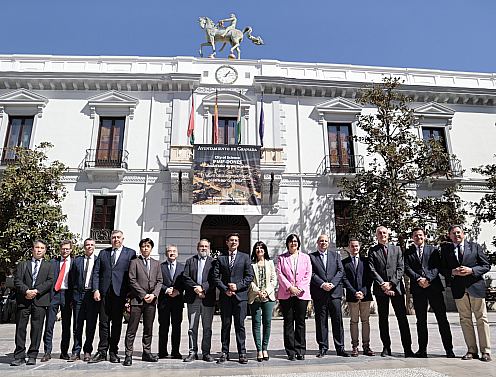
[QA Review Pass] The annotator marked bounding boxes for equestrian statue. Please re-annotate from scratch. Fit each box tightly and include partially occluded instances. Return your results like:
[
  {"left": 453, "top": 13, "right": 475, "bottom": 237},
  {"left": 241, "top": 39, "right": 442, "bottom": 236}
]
[{"left": 198, "top": 13, "right": 264, "bottom": 59}]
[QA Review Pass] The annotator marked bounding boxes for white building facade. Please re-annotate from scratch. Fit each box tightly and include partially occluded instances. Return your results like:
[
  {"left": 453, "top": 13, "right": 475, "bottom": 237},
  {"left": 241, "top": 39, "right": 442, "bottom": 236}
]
[{"left": 0, "top": 54, "right": 495, "bottom": 260}]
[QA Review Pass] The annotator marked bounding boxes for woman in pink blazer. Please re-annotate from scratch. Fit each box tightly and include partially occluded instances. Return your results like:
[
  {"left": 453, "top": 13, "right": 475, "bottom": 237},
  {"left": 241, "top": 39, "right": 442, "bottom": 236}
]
[{"left": 277, "top": 234, "right": 312, "bottom": 360}]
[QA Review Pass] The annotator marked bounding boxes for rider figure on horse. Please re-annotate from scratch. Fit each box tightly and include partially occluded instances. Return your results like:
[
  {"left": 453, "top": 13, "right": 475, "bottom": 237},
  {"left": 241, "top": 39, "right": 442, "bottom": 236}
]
[{"left": 217, "top": 13, "right": 237, "bottom": 38}]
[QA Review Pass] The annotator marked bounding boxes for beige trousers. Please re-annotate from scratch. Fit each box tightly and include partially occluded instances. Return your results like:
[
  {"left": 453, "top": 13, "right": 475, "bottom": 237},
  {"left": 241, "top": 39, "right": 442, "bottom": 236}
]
[
  {"left": 348, "top": 300, "right": 371, "bottom": 349},
  {"left": 455, "top": 292, "right": 491, "bottom": 354}
]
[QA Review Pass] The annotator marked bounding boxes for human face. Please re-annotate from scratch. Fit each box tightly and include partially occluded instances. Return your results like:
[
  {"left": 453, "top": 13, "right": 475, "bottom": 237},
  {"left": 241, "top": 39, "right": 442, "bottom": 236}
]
[
  {"left": 226, "top": 236, "right": 239, "bottom": 252},
  {"left": 412, "top": 230, "right": 425, "bottom": 247},
  {"left": 197, "top": 240, "right": 210, "bottom": 258},
  {"left": 111, "top": 232, "right": 124, "bottom": 249},
  {"left": 255, "top": 244, "right": 265, "bottom": 261},
  {"left": 449, "top": 226, "right": 465, "bottom": 244},
  {"left": 166, "top": 246, "right": 178, "bottom": 262},
  {"left": 32, "top": 242, "right": 46, "bottom": 260},
  {"left": 287, "top": 237, "right": 299, "bottom": 253},
  {"left": 60, "top": 243, "right": 72, "bottom": 259},
  {"left": 348, "top": 240, "right": 360, "bottom": 256},
  {"left": 317, "top": 235, "right": 329, "bottom": 252},
  {"left": 140, "top": 242, "right": 153, "bottom": 258},
  {"left": 376, "top": 227, "right": 389, "bottom": 245},
  {"left": 83, "top": 240, "right": 95, "bottom": 257}
]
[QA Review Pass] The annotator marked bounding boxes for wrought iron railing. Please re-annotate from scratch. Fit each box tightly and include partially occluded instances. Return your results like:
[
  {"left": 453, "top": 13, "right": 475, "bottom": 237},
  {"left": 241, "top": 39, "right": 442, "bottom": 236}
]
[
  {"left": 90, "top": 228, "right": 112, "bottom": 244},
  {"left": 317, "top": 155, "right": 364, "bottom": 176},
  {"left": 83, "top": 149, "right": 129, "bottom": 169},
  {"left": 449, "top": 156, "right": 463, "bottom": 178}
]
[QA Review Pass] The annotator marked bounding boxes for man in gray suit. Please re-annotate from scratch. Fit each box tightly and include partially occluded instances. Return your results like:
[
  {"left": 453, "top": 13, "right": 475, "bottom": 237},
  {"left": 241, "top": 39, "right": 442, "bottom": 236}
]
[
  {"left": 369, "top": 226, "right": 413, "bottom": 358},
  {"left": 123, "top": 238, "right": 163, "bottom": 366}
]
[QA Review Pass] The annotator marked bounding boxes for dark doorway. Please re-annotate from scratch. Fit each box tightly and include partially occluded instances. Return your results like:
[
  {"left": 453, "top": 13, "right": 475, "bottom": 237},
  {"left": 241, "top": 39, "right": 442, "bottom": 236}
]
[{"left": 200, "top": 215, "right": 251, "bottom": 256}]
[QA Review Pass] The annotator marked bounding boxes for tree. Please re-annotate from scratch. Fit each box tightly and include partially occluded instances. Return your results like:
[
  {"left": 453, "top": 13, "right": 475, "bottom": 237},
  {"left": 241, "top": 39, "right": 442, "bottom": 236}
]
[
  {"left": 0, "top": 142, "right": 77, "bottom": 273},
  {"left": 339, "top": 77, "right": 461, "bottom": 250},
  {"left": 472, "top": 157, "right": 496, "bottom": 248}
]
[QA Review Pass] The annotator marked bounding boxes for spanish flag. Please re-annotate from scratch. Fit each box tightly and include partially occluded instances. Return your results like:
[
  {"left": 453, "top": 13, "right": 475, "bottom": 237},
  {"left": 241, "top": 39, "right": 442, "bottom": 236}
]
[{"left": 213, "top": 91, "right": 219, "bottom": 144}]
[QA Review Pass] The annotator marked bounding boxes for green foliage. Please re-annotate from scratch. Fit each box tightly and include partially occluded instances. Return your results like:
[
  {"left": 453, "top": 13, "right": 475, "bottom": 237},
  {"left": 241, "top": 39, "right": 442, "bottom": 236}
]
[
  {"left": 472, "top": 157, "right": 496, "bottom": 247},
  {"left": 339, "top": 77, "right": 462, "bottom": 250},
  {"left": 0, "top": 143, "right": 77, "bottom": 272}
]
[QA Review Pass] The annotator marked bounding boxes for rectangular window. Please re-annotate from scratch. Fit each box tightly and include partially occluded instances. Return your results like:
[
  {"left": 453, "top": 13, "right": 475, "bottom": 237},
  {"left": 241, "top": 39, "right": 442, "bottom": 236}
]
[
  {"left": 327, "top": 123, "right": 354, "bottom": 173},
  {"left": 90, "top": 196, "right": 116, "bottom": 244},
  {"left": 422, "top": 127, "right": 448, "bottom": 152},
  {"left": 334, "top": 200, "right": 351, "bottom": 248},
  {"left": 2, "top": 116, "right": 34, "bottom": 164},
  {"left": 96, "top": 117, "right": 125, "bottom": 167},
  {"left": 215, "top": 117, "right": 237, "bottom": 145}
]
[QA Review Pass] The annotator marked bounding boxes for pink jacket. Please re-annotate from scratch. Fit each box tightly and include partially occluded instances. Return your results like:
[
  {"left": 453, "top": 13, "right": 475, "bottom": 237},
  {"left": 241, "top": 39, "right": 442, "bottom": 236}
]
[{"left": 276, "top": 251, "right": 312, "bottom": 300}]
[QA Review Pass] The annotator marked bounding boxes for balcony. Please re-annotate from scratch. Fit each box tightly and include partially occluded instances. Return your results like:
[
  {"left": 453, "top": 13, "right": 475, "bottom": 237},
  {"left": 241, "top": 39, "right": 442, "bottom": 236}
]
[
  {"left": 81, "top": 148, "right": 129, "bottom": 181},
  {"left": 317, "top": 155, "right": 364, "bottom": 176}
]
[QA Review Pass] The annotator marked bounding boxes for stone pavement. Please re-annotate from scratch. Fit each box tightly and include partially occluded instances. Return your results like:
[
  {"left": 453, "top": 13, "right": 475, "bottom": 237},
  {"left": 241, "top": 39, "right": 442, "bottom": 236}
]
[{"left": 0, "top": 312, "right": 494, "bottom": 377}]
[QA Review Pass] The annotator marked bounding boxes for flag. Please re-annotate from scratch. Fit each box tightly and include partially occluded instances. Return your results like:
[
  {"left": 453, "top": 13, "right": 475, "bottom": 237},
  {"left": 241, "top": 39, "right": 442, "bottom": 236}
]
[
  {"left": 187, "top": 91, "right": 195, "bottom": 145},
  {"left": 259, "top": 94, "right": 265, "bottom": 147},
  {"left": 236, "top": 99, "right": 242, "bottom": 145},
  {"left": 213, "top": 91, "right": 219, "bottom": 144}
]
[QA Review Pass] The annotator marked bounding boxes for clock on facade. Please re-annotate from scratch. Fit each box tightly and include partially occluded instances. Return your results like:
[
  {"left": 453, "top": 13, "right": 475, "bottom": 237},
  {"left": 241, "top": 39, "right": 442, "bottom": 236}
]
[{"left": 215, "top": 65, "right": 238, "bottom": 84}]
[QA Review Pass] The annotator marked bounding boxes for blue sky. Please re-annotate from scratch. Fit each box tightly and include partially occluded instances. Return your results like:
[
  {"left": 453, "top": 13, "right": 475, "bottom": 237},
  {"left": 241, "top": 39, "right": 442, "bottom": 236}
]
[{"left": 2, "top": 0, "right": 494, "bottom": 73}]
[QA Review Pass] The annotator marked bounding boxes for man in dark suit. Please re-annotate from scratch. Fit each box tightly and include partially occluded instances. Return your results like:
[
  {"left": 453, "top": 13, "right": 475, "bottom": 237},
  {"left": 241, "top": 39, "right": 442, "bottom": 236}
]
[
  {"left": 310, "top": 234, "right": 349, "bottom": 358},
  {"left": 342, "top": 238, "right": 375, "bottom": 357},
  {"left": 41, "top": 240, "right": 74, "bottom": 362},
  {"left": 123, "top": 238, "right": 163, "bottom": 366},
  {"left": 404, "top": 227, "right": 454, "bottom": 358},
  {"left": 89, "top": 230, "right": 136, "bottom": 363},
  {"left": 157, "top": 244, "right": 185, "bottom": 359},
  {"left": 369, "top": 226, "right": 414, "bottom": 358},
  {"left": 440, "top": 225, "right": 491, "bottom": 362},
  {"left": 68, "top": 238, "right": 99, "bottom": 362},
  {"left": 182, "top": 239, "right": 216, "bottom": 362},
  {"left": 11, "top": 239, "right": 54, "bottom": 366},
  {"left": 213, "top": 233, "right": 254, "bottom": 364}
]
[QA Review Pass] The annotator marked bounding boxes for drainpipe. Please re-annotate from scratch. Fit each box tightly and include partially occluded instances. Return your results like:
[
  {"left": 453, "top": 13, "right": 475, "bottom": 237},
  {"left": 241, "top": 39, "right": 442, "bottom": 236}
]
[{"left": 295, "top": 93, "right": 304, "bottom": 246}]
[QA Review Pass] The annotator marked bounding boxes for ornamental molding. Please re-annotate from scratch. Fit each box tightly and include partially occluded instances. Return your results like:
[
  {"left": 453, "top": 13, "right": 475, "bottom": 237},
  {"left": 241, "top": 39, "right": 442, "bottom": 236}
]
[
  {"left": 0, "top": 88, "right": 48, "bottom": 118},
  {"left": 314, "top": 97, "right": 362, "bottom": 124},
  {"left": 202, "top": 90, "right": 252, "bottom": 108},
  {"left": 413, "top": 102, "right": 455, "bottom": 128},
  {"left": 87, "top": 90, "right": 139, "bottom": 119}
]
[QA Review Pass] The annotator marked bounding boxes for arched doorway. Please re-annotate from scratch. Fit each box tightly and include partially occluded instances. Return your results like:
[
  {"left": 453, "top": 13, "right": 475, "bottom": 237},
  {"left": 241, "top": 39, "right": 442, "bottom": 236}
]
[{"left": 200, "top": 215, "right": 250, "bottom": 256}]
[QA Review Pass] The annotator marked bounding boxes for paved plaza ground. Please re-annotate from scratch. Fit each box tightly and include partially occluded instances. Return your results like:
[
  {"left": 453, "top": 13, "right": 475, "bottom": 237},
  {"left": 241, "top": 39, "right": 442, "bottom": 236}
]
[{"left": 0, "top": 311, "right": 494, "bottom": 377}]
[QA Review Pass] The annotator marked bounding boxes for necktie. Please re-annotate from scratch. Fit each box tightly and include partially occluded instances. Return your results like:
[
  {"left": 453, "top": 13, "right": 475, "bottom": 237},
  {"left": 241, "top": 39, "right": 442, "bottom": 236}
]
[
  {"left": 169, "top": 262, "right": 175, "bottom": 278},
  {"left": 55, "top": 258, "right": 67, "bottom": 291},
  {"left": 353, "top": 256, "right": 358, "bottom": 270},
  {"left": 111, "top": 248, "right": 116, "bottom": 266},
  {"left": 145, "top": 258, "right": 150, "bottom": 274},
  {"left": 197, "top": 257, "right": 205, "bottom": 284},
  {"left": 83, "top": 257, "right": 90, "bottom": 289},
  {"left": 229, "top": 253, "right": 235, "bottom": 269},
  {"left": 383, "top": 245, "right": 388, "bottom": 259},
  {"left": 32, "top": 260, "right": 39, "bottom": 288},
  {"left": 418, "top": 246, "right": 423, "bottom": 262},
  {"left": 321, "top": 252, "right": 327, "bottom": 270},
  {"left": 457, "top": 244, "right": 463, "bottom": 264}
]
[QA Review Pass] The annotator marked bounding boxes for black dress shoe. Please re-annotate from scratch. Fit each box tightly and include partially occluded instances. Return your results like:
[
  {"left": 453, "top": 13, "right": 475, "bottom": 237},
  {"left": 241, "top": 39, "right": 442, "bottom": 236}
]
[
  {"left": 10, "top": 358, "right": 26, "bottom": 366},
  {"left": 288, "top": 355, "right": 296, "bottom": 361},
  {"left": 404, "top": 349, "right": 415, "bottom": 358},
  {"left": 26, "top": 357, "right": 36, "bottom": 365},
  {"left": 109, "top": 352, "right": 120, "bottom": 363},
  {"left": 142, "top": 352, "right": 159, "bottom": 362},
  {"left": 263, "top": 351, "right": 270, "bottom": 361},
  {"left": 202, "top": 354, "right": 215, "bottom": 362},
  {"left": 171, "top": 352, "right": 183, "bottom": 359},
  {"left": 316, "top": 350, "right": 326, "bottom": 358},
  {"left": 88, "top": 352, "right": 107, "bottom": 363},
  {"left": 446, "top": 350, "right": 456, "bottom": 358},
  {"left": 415, "top": 350, "right": 428, "bottom": 358},
  {"left": 381, "top": 347, "right": 392, "bottom": 357},
  {"left": 68, "top": 354, "right": 80, "bottom": 362},
  {"left": 462, "top": 352, "right": 479, "bottom": 360},
  {"left": 217, "top": 353, "right": 229, "bottom": 363},
  {"left": 60, "top": 353, "right": 70, "bottom": 360},
  {"left": 183, "top": 353, "right": 198, "bottom": 362},
  {"left": 41, "top": 353, "right": 51, "bottom": 362},
  {"left": 296, "top": 354, "right": 305, "bottom": 360},
  {"left": 481, "top": 353, "right": 492, "bottom": 362},
  {"left": 83, "top": 352, "right": 91, "bottom": 362},
  {"left": 239, "top": 354, "right": 248, "bottom": 364},
  {"left": 123, "top": 356, "right": 132, "bottom": 366},
  {"left": 158, "top": 352, "right": 169, "bottom": 359},
  {"left": 337, "top": 350, "right": 350, "bottom": 357}
]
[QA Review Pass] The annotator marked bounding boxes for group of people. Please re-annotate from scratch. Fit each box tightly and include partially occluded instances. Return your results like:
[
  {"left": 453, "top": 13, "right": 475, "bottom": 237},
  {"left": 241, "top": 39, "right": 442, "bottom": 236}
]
[{"left": 10, "top": 224, "right": 492, "bottom": 367}]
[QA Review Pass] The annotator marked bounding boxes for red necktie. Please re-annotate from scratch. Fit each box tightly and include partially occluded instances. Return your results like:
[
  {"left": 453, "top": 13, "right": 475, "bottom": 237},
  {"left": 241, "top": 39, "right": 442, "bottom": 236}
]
[
  {"left": 383, "top": 245, "right": 388, "bottom": 259},
  {"left": 54, "top": 258, "right": 67, "bottom": 291}
]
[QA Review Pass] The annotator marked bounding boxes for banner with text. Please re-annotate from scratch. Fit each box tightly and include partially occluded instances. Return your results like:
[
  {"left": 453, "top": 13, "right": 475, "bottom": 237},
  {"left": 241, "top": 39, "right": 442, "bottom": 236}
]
[{"left": 192, "top": 145, "right": 262, "bottom": 215}]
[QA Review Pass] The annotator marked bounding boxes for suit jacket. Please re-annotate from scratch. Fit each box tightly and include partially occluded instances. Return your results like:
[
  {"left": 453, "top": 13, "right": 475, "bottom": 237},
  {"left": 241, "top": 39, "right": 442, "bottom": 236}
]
[
  {"left": 49, "top": 256, "right": 75, "bottom": 300},
  {"left": 404, "top": 244, "right": 444, "bottom": 295},
  {"left": 92, "top": 246, "right": 137, "bottom": 297},
  {"left": 158, "top": 260, "right": 185, "bottom": 307},
  {"left": 15, "top": 259, "right": 53, "bottom": 307},
  {"left": 368, "top": 243, "right": 406, "bottom": 296},
  {"left": 276, "top": 251, "right": 312, "bottom": 301},
  {"left": 182, "top": 254, "right": 216, "bottom": 307},
  {"left": 309, "top": 249, "right": 344, "bottom": 300},
  {"left": 440, "top": 240, "right": 490, "bottom": 299},
  {"left": 70, "top": 254, "right": 99, "bottom": 303},
  {"left": 213, "top": 251, "right": 254, "bottom": 302},
  {"left": 342, "top": 255, "right": 373, "bottom": 302},
  {"left": 128, "top": 256, "right": 163, "bottom": 306},
  {"left": 248, "top": 259, "right": 277, "bottom": 304}
]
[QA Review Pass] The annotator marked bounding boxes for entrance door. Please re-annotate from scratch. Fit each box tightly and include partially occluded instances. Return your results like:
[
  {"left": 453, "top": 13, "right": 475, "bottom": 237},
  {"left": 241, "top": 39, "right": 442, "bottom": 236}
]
[{"left": 200, "top": 215, "right": 250, "bottom": 257}]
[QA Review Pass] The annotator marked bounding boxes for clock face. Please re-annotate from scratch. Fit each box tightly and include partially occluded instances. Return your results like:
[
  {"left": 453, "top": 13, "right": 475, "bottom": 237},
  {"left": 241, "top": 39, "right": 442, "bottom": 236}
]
[{"left": 215, "top": 65, "right": 238, "bottom": 84}]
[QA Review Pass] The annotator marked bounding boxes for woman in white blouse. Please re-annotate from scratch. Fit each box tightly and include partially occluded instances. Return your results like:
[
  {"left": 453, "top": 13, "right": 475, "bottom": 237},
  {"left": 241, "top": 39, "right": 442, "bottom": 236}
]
[{"left": 248, "top": 241, "right": 276, "bottom": 362}]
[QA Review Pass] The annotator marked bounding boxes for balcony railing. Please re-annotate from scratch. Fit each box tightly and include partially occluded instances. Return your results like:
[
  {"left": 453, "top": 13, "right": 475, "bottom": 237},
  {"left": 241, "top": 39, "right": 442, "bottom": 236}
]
[
  {"left": 90, "top": 228, "right": 112, "bottom": 244},
  {"left": 317, "top": 155, "right": 364, "bottom": 176},
  {"left": 449, "top": 156, "right": 463, "bottom": 178},
  {"left": 83, "top": 149, "right": 129, "bottom": 169},
  {"left": 0, "top": 147, "right": 20, "bottom": 166}
]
